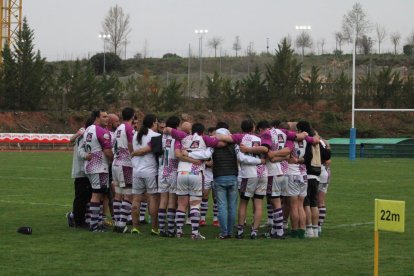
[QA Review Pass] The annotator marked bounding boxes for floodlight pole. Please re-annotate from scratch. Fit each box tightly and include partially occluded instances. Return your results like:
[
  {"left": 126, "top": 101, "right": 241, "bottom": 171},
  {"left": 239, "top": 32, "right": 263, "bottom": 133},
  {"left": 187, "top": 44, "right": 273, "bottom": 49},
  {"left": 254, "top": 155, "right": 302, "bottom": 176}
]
[
  {"left": 295, "top": 25, "right": 311, "bottom": 75},
  {"left": 99, "top": 34, "right": 111, "bottom": 75}
]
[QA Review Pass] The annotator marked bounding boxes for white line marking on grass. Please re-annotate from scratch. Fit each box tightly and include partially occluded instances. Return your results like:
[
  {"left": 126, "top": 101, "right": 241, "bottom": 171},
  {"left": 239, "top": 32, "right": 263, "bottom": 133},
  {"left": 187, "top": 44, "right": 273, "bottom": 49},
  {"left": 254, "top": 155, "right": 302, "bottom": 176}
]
[
  {"left": 326, "top": 222, "right": 374, "bottom": 229},
  {"left": 0, "top": 176, "right": 67, "bottom": 181},
  {"left": 0, "top": 199, "right": 70, "bottom": 207}
]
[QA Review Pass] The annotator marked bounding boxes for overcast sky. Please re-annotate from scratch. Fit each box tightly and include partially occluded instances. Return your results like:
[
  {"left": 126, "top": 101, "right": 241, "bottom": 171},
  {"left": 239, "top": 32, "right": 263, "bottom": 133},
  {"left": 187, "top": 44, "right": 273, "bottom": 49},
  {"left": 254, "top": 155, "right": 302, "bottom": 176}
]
[{"left": 24, "top": 0, "right": 414, "bottom": 60}]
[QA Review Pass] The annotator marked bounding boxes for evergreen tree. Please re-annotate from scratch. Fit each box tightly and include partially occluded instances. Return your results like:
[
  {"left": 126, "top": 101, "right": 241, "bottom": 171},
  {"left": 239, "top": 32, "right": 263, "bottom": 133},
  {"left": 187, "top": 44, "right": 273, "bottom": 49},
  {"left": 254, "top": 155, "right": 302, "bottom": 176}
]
[
  {"left": 241, "top": 67, "right": 269, "bottom": 109},
  {"left": 265, "top": 38, "right": 301, "bottom": 108},
  {"left": 301, "top": 65, "right": 321, "bottom": 108},
  {"left": 1, "top": 18, "right": 48, "bottom": 110},
  {"left": 332, "top": 71, "right": 352, "bottom": 112},
  {"left": 206, "top": 71, "right": 223, "bottom": 110},
  {"left": 98, "top": 74, "right": 122, "bottom": 109},
  {"left": 1, "top": 43, "right": 18, "bottom": 109},
  {"left": 158, "top": 78, "right": 184, "bottom": 112}
]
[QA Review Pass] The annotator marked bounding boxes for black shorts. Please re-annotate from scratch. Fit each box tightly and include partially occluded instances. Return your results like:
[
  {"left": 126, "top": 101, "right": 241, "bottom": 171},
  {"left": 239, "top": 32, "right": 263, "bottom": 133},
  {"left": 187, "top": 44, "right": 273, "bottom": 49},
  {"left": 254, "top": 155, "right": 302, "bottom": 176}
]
[{"left": 304, "top": 178, "right": 319, "bottom": 207}]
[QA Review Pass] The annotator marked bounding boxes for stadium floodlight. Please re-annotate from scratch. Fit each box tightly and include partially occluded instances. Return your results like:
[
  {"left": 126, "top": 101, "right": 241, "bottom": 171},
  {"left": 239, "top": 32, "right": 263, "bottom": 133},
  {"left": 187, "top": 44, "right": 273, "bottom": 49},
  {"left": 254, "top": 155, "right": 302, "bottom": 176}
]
[
  {"left": 98, "top": 34, "right": 111, "bottom": 74},
  {"left": 296, "top": 25, "right": 311, "bottom": 30},
  {"left": 194, "top": 29, "right": 208, "bottom": 81}
]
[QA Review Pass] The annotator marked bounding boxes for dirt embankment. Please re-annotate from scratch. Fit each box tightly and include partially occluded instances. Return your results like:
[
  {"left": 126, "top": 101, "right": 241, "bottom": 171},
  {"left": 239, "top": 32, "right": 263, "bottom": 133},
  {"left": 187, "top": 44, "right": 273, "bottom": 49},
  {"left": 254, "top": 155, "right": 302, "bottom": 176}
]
[{"left": 0, "top": 109, "right": 413, "bottom": 138}]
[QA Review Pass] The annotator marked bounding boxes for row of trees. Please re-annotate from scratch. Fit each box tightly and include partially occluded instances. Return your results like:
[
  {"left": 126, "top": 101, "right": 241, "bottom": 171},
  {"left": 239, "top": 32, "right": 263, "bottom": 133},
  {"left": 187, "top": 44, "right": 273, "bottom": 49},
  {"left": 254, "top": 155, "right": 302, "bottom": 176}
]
[
  {"left": 202, "top": 39, "right": 414, "bottom": 112},
  {"left": 101, "top": 3, "right": 413, "bottom": 60},
  {"left": 297, "top": 3, "right": 412, "bottom": 56},
  {"left": 1, "top": 19, "right": 414, "bottom": 114}
]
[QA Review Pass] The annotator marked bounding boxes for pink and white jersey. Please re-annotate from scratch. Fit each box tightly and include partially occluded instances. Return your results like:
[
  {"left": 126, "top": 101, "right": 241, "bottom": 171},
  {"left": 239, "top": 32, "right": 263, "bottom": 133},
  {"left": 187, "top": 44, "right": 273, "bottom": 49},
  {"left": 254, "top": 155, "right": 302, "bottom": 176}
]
[
  {"left": 158, "top": 133, "right": 179, "bottom": 179},
  {"left": 232, "top": 133, "right": 268, "bottom": 178},
  {"left": 113, "top": 123, "right": 134, "bottom": 167},
  {"left": 132, "top": 129, "right": 161, "bottom": 178},
  {"left": 288, "top": 140, "right": 308, "bottom": 175},
  {"left": 177, "top": 133, "right": 208, "bottom": 174},
  {"left": 83, "top": 124, "right": 112, "bottom": 174},
  {"left": 266, "top": 128, "right": 287, "bottom": 176},
  {"left": 110, "top": 131, "right": 116, "bottom": 147}
]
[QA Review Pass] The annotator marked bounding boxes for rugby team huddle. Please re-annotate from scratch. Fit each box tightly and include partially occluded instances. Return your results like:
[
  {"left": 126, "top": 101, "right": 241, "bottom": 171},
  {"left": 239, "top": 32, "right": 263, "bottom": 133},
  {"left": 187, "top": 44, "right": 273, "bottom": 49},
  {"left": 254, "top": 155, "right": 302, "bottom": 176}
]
[{"left": 67, "top": 107, "right": 332, "bottom": 240}]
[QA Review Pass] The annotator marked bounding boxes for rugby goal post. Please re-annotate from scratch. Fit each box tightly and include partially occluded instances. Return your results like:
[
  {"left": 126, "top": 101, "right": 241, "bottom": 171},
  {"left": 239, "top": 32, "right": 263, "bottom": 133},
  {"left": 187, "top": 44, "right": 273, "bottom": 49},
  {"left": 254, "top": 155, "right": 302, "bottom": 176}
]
[{"left": 348, "top": 29, "right": 414, "bottom": 160}]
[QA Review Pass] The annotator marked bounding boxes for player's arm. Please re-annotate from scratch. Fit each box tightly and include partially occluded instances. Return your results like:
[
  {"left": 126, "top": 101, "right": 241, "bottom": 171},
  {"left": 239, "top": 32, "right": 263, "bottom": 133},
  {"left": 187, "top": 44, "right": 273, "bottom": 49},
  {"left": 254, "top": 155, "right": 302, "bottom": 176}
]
[
  {"left": 305, "top": 135, "right": 320, "bottom": 145},
  {"left": 98, "top": 130, "right": 114, "bottom": 161},
  {"left": 70, "top": 128, "right": 85, "bottom": 144},
  {"left": 131, "top": 145, "right": 151, "bottom": 157},
  {"left": 268, "top": 147, "right": 291, "bottom": 159},
  {"left": 126, "top": 125, "right": 134, "bottom": 154},
  {"left": 175, "top": 148, "right": 202, "bottom": 165},
  {"left": 216, "top": 134, "right": 235, "bottom": 143},
  {"left": 103, "top": 148, "right": 114, "bottom": 161},
  {"left": 77, "top": 139, "right": 91, "bottom": 161},
  {"left": 240, "top": 144, "right": 269, "bottom": 154},
  {"left": 185, "top": 148, "right": 213, "bottom": 160},
  {"left": 270, "top": 155, "right": 289, "bottom": 163},
  {"left": 236, "top": 145, "right": 265, "bottom": 165},
  {"left": 164, "top": 128, "right": 187, "bottom": 141}
]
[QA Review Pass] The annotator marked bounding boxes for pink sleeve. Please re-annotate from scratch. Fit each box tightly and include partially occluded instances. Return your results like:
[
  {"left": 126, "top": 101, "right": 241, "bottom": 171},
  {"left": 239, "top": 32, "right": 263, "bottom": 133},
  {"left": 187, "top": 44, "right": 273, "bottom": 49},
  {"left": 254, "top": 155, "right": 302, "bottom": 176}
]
[
  {"left": 174, "top": 140, "right": 182, "bottom": 150},
  {"left": 285, "top": 140, "right": 295, "bottom": 152},
  {"left": 96, "top": 127, "right": 112, "bottom": 149},
  {"left": 203, "top": 135, "right": 218, "bottom": 147},
  {"left": 260, "top": 131, "right": 272, "bottom": 148},
  {"left": 125, "top": 124, "right": 134, "bottom": 143},
  {"left": 231, "top": 133, "right": 244, "bottom": 144},
  {"left": 305, "top": 136, "right": 315, "bottom": 144},
  {"left": 280, "top": 129, "right": 296, "bottom": 141},
  {"left": 171, "top": 128, "right": 187, "bottom": 141}
]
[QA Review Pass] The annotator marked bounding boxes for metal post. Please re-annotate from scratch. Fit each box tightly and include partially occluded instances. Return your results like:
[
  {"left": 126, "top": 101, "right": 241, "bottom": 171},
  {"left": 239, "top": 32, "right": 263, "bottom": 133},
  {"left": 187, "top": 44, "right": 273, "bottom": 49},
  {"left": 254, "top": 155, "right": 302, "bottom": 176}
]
[
  {"left": 187, "top": 43, "right": 191, "bottom": 98},
  {"left": 266, "top": 38, "right": 269, "bottom": 54},
  {"left": 103, "top": 39, "right": 106, "bottom": 75},
  {"left": 350, "top": 27, "right": 357, "bottom": 160},
  {"left": 199, "top": 35, "right": 202, "bottom": 81}
]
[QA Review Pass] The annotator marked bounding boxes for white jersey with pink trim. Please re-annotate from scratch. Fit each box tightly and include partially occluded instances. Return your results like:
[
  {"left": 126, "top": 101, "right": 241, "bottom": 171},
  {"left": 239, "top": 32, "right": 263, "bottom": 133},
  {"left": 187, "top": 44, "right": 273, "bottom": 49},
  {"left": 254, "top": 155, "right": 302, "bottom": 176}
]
[
  {"left": 204, "top": 166, "right": 213, "bottom": 183},
  {"left": 232, "top": 133, "right": 267, "bottom": 178},
  {"left": 266, "top": 128, "right": 288, "bottom": 176},
  {"left": 158, "top": 133, "right": 179, "bottom": 180},
  {"left": 288, "top": 140, "right": 307, "bottom": 175},
  {"left": 132, "top": 129, "right": 161, "bottom": 178},
  {"left": 113, "top": 123, "right": 134, "bottom": 167},
  {"left": 177, "top": 133, "right": 207, "bottom": 174},
  {"left": 83, "top": 124, "right": 112, "bottom": 174}
]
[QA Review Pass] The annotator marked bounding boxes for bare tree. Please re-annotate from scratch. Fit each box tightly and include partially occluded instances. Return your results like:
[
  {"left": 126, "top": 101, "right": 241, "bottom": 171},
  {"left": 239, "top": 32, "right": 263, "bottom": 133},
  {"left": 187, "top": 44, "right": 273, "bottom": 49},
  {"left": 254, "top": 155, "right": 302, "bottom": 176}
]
[
  {"left": 335, "top": 32, "right": 345, "bottom": 51},
  {"left": 407, "top": 30, "right": 414, "bottom": 44},
  {"left": 247, "top": 41, "right": 255, "bottom": 56},
  {"left": 342, "top": 2, "right": 371, "bottom": 45},
  {"left": 390, "top": 32, "right": 401, "bottom": 55},
  {"left": 207, "top": 37, "right": 223, "bottom": 58},
  {"left": 232, "top": 36, "right": 242, "bottom": 57},
  {"left": 375, "top": 24, "right": 387, "bottom": 54},
  {"left": 142, "top": 39, "right": 149, "bottom": 59},
  {"left": 318, "top": 38, "right": 326, "bottom": 55},
  {"left": 295, "top": 31, "right": 313, "bottom": 57},
  {"left": 102, "top": 5, "right": 131, "bottom": 56}
]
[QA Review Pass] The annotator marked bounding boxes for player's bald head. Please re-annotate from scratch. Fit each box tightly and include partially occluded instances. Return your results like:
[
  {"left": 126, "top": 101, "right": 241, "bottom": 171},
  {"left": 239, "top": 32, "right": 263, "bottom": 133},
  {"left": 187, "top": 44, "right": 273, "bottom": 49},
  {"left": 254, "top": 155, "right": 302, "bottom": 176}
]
[
  {"left": 181, "top": 122, "right": 192, "bottom": 134},
  {"left": 108, "top": 113, "right": 119, "bottom": 123},
  {"left": 108, "top": 113, "right": 120, "bottom": 131}
]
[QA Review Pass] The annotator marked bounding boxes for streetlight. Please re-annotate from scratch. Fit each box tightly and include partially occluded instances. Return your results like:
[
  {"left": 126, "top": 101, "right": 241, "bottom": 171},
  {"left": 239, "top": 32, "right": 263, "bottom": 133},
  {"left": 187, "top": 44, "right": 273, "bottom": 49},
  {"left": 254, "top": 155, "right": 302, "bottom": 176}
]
[
  {"left": 295, "top": 25, "right": 312, "bottom": 74},
  {"left": 195, "top": 29, "right": 208, "bottom": 81},
  {"left": 266, "top": 37, "right": 269, "bottom": 55},
  {"left": 98, "top": 33, "right": 111, "bottom": 74}
]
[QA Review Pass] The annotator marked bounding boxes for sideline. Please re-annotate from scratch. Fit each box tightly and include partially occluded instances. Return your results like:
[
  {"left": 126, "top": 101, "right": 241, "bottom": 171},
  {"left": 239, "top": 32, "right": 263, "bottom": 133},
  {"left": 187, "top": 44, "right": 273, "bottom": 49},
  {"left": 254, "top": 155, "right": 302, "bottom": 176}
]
[
  {"left": 0, "top": 199, "right": 70, "bottom": 207},
  {"left": 0, "top": 197, "right": 375, "bottom": 229}
]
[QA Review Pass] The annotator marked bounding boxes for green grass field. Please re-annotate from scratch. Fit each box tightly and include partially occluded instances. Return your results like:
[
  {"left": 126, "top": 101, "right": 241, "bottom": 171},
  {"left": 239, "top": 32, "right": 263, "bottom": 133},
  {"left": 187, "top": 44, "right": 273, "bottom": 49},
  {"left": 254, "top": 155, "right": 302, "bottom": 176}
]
[{"left": 0, "top": 152, "right": 413, "bottom": 275}]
